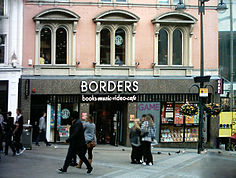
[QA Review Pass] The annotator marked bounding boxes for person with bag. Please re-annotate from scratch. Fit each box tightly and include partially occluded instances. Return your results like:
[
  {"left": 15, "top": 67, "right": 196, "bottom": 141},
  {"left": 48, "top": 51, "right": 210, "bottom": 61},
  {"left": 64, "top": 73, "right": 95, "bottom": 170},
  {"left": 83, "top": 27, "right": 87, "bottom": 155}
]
[
  {"left": 129, "top": 119, "right": 142, "bottom": 164},
  {"left": 77, "top": 114, "right": 96, "bottom": 169},
  {"left": 140, "top": 114, "right": 156, "bottom": 166}
]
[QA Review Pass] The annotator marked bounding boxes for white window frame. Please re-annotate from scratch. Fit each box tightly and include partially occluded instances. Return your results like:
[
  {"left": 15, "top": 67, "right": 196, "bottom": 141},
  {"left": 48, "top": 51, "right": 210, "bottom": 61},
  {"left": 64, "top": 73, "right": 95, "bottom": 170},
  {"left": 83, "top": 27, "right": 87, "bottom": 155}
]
[
  {"left": 100, "top": 0, "right": 129, "bottom": 3},
  {"left": 157, "top": 0, "right": 185, "bottom": 5},
  {"left": 0, "top": 34, "right": 6, "bottom": 64}
]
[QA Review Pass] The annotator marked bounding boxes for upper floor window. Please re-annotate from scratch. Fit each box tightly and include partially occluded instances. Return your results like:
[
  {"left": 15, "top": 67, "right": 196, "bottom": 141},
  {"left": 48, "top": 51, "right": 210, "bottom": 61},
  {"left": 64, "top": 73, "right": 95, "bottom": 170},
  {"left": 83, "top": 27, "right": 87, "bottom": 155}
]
[
  {"left": 101, "top": 0, "right": 127, "bottom": 2},
  {"left": 152, "top": 12, "right": 197, "bottom": 67},
  {"left": 158, "top": 0, "right": 184, "bottom": 5},
  {"left": 94, "top": 10, "right": 139, "bottom": 67},
  {"left": 0, "top": 0, "right": 4, "bottom": 16},
  {"left": 0, "top": 35, "right": 6, "bottom": 64},
  {"left": 33, "top": 8, "right": 80, "bottom": 66}
]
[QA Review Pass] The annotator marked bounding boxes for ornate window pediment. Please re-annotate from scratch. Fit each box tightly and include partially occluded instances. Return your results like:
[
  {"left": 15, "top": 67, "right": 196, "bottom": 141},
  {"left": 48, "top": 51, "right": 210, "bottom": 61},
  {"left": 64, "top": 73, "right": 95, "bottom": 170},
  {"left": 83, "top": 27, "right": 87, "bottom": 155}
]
[
  {"left": 94, "top": 10, "right": 139, "bottom": 69},
  {"left": 152, "top": 12, "right": 197, "bottom": 24},
  {"left": 33, "top": 8, "right": 80, "bottom": 22},
  {"left": 33, "top": 8, "right": 80, "bottom": 67},
  {"left": 93, "top": 9, "right": 139, "bottom": 23}
]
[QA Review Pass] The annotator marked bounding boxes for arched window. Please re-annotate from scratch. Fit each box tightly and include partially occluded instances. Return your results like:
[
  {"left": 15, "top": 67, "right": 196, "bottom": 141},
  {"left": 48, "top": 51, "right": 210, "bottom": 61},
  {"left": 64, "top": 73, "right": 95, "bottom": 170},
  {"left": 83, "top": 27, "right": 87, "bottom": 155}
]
[
  {"left": 115, "top": 28, "right": 125, "bottom": 65},
  {"left": 100, "top": 28, "right": 111, "bottom": 64},
  {"left": 56, "top": 28, "right": 67, "bottom": 64},
  {"left": 173, "top": 29, "right": 182, "bottom": 65},
  {"left": 158, "top": 29, "right": 168, "bottom": 65},
  {"left": 40, "top": 27, "right": 51, "bottom": 64}
]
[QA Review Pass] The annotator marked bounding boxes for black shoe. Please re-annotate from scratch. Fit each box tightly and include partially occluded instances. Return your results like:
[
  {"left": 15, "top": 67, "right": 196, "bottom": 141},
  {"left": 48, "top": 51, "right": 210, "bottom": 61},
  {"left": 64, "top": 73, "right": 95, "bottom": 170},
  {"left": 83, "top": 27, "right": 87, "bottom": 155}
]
[
  {"left": 46, "top": 143, "right": 51, "bottom": 146},
  {"left": 87, "top": 167, "right": 93, "bottom": 174},
  {"left": 58, "top": 168, "right": 66, "bottom": 173},
  {"left": 131, "top": 161, "right": 136, "bottom": 164}
]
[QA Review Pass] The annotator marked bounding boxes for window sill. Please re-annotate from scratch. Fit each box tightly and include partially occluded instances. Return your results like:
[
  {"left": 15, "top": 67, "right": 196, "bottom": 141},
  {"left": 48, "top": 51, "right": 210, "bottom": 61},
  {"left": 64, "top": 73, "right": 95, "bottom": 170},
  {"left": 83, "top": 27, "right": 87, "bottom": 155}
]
[
  {"left": 34, "top": 65, "right": 76, "bottom": 69},
  {"left": 154, "top": 65, "right": 194, "bottom": 70},
  {"left": 95, "top": 65, "right": 135, "bottom": 70}
]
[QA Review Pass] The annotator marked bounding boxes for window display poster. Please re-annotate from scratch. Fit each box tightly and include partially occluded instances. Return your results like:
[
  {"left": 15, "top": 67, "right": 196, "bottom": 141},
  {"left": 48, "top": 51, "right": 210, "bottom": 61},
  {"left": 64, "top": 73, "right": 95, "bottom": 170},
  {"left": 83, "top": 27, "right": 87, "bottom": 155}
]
[
  {"left": 129, "top": 114, "right": 135, "bottom": 121},
  {"left": 174, "top": 104, "right": 184, "bottom": 125},
  {"left": 82, "top": 112, "right": 87, "bottom": 120},
  {"left": 185, "top": 115, "right": 194, "bottom": 124},
  {"left": 137, "top": 102, "right": 161, "bottom": 141},
  {"left": 50, "top": 106, "right": 55, "bottom": 128},
  {"left": 162, "top": 103, "right": 174, "bottom": 124},
  {"left": 57, "top": 104, "right": 61, "bottom": 128}
]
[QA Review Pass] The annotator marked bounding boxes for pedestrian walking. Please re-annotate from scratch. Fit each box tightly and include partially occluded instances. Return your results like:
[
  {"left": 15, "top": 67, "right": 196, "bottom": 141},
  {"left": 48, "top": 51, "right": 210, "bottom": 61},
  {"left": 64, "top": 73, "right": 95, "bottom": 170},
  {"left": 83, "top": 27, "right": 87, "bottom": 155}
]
[
  {"left": 69, "top": 111, "right": 78, "bottom": 167},
  {"left": 129, "top": 119, "right": 142, "bottom": 164},
  {"left": 2, "top": 112, "right": 16, "bottom": 156},
  {"left": 58, "top": 112, "right": 93, "bottom": 174},
  {"left": 140, "top": 114, "right": 156, "bottom": 166},
  {"left": 77, "top": 114, "right": 96, "bottom": 169},
  {"left": 0, "top": 109, "right": 4, "bottom": 153},
  {"left": 13, "top": 109, "right": 25, "bottom": 155},
  {"left": 35, "top": 112, "right": 51, "bottom": 146}
]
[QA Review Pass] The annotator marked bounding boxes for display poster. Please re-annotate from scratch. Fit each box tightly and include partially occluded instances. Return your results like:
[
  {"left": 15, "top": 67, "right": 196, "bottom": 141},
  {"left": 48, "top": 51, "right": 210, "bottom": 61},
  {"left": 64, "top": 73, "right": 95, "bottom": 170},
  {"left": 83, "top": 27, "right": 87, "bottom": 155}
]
[
  {"left": 185, "top": 115, "right": 194, "bottom": 124},
  {"left": 129, "top": 114, "right": 135, "bottom": 121},
  {"left": 82, "top": 112, "right": 87, "bottom": 120},
  {"left": 162, "top": 103, "right": 174, "bottom": 124},
  {"left": 174, "top": 104, "right": 184, "bottom": 125},
  {"left": 50, "top": 106, "right": 55, "bottom": 128},
  {"left": 137, "top": 102, "right": 161, "bottom": 142}
]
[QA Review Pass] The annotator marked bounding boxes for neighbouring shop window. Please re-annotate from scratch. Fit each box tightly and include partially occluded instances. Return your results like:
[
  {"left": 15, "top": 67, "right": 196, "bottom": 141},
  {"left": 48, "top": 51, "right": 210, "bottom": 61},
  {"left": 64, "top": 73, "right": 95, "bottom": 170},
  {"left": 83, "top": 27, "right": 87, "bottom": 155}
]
[
  {"left": 40, "top": 27, "right": 51, "bottom": 64},
  {"left": 0, "top": 0, "right": 4, "bottom": 16},
  {"left": 160, "top": 102, "right": 199, "bottom": 143},
  {"left": 173, "top": 29, "right": 182, "bottom": 65},
  {"left": 0, "top": 35, "right": 5, "bottom": 64},
  {"left": 115, "top": 28, "right": 126, "bottom": 65},
  {"left": 158, "top": 29, "right": 168, "bottom": 65},
  {"left": 56, "top": 28, "right": 67, "bottom": 64},
  {"left": 101, "top": 0, "right": 127, "bottom": 2},
  {"left": 100, "top": 28, "right": 111, "bottom": 64}
]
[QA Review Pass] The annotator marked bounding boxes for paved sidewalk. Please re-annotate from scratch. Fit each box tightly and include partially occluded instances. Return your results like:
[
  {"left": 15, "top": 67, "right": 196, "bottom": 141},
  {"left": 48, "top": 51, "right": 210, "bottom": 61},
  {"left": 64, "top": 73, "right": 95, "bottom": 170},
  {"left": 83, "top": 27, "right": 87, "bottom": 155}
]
[{"left": 0, "top": 144, "right": 236, "bottom": 178}]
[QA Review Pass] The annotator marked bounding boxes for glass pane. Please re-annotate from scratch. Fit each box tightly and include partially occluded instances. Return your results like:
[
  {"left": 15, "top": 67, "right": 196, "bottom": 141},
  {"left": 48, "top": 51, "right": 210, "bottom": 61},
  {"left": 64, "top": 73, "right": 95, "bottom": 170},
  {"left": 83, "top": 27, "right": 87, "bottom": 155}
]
[
  {"left": 115, "top": 28, "right": 125, "bottom": 65},
  {"left": 40, "top": 27, "right": 51, "bottom": 64},
  {"left": 56, "top": 28, "right": 67, "bottom": 64},
  {"left": 173, "top": 29, "right": 182, "bottom": 65},
  {"left": 0, "top": 35, "right": 5, "bottom": 63},
  {"left": 158, "top": 0, "right": 169, "bottom": 4},
  {"left": 100, "top": 29, "right": 111, "bottom": 64},
  {"left": 158, "top": 29, "right": 168, "bottom": 65},
  {"left": 0, "top": 0, "right": 4, "bottom": 16},
  {"left": 101, "top": 0, "right": 111, "bottom": 2},
  {"left": 116, "top": 0, "right": 127, "bottom": 2},
  {"left": 173, "top": 0, "right": 181, "bottom": 5}
]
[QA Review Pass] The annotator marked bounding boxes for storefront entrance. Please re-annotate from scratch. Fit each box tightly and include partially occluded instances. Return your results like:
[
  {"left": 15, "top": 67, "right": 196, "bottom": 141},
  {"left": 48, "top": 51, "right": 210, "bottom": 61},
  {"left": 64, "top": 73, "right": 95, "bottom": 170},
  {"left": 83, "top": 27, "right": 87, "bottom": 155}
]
[{"left": 90, "top": 102, "right": 126, "bottom": 146}]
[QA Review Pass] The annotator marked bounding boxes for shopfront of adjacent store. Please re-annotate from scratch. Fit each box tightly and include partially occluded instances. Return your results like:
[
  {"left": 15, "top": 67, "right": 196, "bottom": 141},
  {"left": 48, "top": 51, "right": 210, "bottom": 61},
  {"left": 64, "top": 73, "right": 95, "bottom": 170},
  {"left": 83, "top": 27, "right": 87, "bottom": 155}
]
[{"left": 20, "top": 77, "right": 218, "bottom": 148}]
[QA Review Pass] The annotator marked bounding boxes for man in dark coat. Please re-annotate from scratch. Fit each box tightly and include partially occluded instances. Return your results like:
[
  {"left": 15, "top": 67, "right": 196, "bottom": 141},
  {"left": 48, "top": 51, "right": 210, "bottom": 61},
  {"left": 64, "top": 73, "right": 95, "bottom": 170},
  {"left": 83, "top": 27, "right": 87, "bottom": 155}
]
[
  {"left": 3, "top": 112, "right": 16, "bottom": 156},
  {"left": 13, "top": 109, "right": 25, "bottom": 155},
  {"left": 59, "top": 113, "right": 93, "bottom": 174}
]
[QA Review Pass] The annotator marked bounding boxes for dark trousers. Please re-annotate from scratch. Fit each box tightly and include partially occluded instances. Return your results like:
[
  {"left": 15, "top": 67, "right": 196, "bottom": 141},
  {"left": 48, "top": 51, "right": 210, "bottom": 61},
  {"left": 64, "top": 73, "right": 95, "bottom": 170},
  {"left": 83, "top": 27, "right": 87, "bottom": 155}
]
[
  {"left": 63, "top": 145, "right": 92, "bottom": 171},
  {"left": 142, "top": 141, "right": 153, "bottom": 164},
  {"left": 131, "top": 145, "right": 142, "bottom": 163},
  {"left": 0, "top": 126, "right": 3, "bottom": 151},
  {"left": 14, "top": 133, "right": 23, "bottom": 153},
  {"left": 86, "top": 146, "right": 94, "bottom": 160},
  {"left": 36, "top": 130, "right": 49, "bottom": 145},
  {"left": 5, "top": 133, "right": 16, "bottom": 155}
]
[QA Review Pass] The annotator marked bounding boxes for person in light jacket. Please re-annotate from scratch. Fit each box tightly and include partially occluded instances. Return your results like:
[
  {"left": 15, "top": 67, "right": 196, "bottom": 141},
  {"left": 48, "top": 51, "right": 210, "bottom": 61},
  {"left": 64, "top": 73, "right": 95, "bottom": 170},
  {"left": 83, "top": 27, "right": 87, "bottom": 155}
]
[
  {"left": 140, "top": 114, "right": 156, "bottom": 166},
  {"left": 77, "top": 114, "right": 96, "bottom": 168},
  {"left": 129, "top": 119, "right": 142, "bottom": 164},
  {"left": 35, "top": 112, "right": 50, "bottom": 146}
]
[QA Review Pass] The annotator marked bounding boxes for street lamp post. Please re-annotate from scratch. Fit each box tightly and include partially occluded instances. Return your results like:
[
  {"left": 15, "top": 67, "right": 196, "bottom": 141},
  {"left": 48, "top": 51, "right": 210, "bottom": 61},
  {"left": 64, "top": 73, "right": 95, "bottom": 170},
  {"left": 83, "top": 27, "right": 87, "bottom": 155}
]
[{"left": 177, "top": 0, "right": 227, "bottom": 154}]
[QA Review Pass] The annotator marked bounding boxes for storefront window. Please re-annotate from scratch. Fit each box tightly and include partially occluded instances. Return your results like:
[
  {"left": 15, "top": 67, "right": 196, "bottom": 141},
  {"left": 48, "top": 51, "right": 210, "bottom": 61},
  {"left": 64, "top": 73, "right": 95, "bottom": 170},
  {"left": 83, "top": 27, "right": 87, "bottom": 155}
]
[
  {"left": 158, "top": 29, "right": 168, "bottom": 65},
  {"left": 40, "top": 27, "right": 51, "bottom": 64},
  {"left": 158, "top": 0, "right": 169, "bottom": 4},
  {"left": 173, "top": 29, "right": 182, "bottom": 65},
  {"left": 56, "top": 28, "right": 67, "bottom": 64},
  {"left": 160, "top": 102, "right": 199, "bottom": 143},
  {"left": 100, "top": 28, "right": 111, "bottom": 64},
  {"left": 115, "top": 28, "right": 126, "bottom": 65},
  {"left": 0, "top": 35, "right": 5, "bottom": 64}
]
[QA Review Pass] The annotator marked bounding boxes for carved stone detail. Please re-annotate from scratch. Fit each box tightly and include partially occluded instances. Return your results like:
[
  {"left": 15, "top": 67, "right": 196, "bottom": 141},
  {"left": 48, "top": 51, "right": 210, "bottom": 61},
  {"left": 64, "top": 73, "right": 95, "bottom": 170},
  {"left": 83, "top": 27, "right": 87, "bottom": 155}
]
[{"left": 154, "top": 23, "right": 161, "bottom": 37}]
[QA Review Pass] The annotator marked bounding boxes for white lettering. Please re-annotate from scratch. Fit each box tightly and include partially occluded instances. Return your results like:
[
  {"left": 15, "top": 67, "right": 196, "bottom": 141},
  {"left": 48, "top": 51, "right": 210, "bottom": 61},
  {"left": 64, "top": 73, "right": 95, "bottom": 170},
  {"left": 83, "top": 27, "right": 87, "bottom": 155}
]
[
  {"left": 117, "top": 81, "right": 123, "bottom": 92},
  {"left": 99, "top": 81, "right": 106, "bottom": 92},
  {"left": 124, "top": 81, "right": 132, "bottom": 92},
  {"left": 81, "top": 81, "right": 88, "bottom": 93},
  {"left": 108, "top": 81, "right": 116, "bottom": 92},
  {"left": 132, "top": 81, "right": 139, "bottom": 92},
  {"left": 89, "top": 81, "right": 98, "bottom": 93}
]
